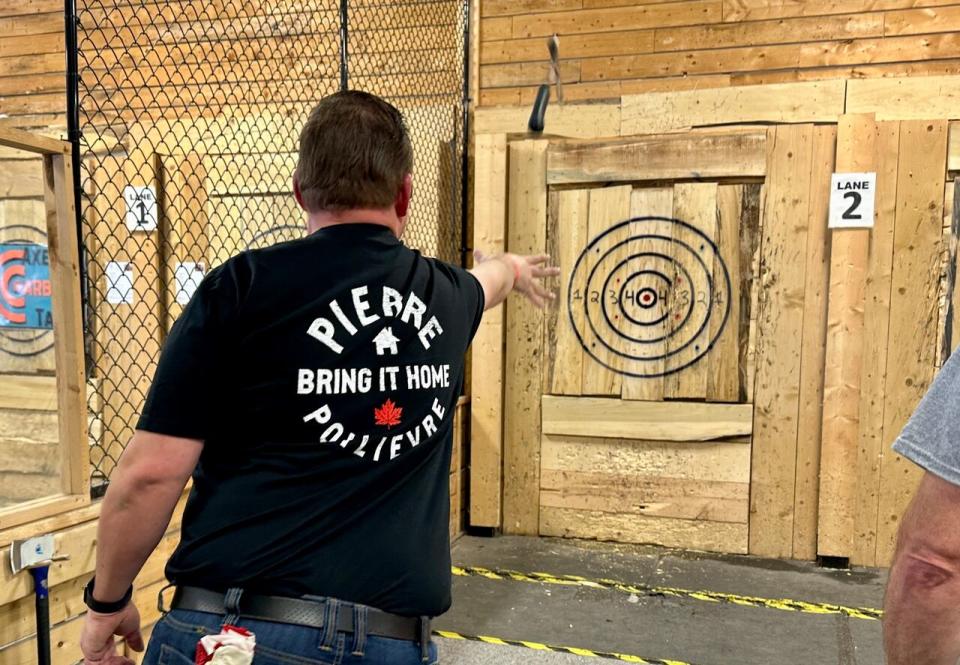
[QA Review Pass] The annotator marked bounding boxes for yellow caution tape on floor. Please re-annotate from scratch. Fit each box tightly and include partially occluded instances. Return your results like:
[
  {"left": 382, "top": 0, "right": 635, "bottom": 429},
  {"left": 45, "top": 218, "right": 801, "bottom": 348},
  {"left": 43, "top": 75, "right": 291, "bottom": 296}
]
[
  {"left": 434, "top": 629, "right": 696, "bottom": 664},
  {"left": 451, "top": 565, "right": 883, "bottom": 621}
]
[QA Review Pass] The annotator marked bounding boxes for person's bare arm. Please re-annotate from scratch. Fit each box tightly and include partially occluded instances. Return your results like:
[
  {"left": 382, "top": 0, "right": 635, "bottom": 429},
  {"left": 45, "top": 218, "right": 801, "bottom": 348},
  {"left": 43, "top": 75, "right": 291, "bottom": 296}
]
[
  {"left": 469, "top": 251, "right": 559, "bottom": 310},
  {"left": 81, "top": 431, "right": 202, "bottom": 665},
  {"left": 884, "top": 471, "right": 960, "bottom": 665}
]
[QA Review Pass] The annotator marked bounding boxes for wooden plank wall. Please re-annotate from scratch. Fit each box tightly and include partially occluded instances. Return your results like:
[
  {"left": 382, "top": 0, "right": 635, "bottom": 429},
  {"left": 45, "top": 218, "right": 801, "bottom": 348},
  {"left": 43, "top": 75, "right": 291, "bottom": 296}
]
[
  {"left": 477, "top": 0, "right": 960, "bottom": 106},
  {"left": 0, "top": 401, "right": 470, "bottom": 664}
]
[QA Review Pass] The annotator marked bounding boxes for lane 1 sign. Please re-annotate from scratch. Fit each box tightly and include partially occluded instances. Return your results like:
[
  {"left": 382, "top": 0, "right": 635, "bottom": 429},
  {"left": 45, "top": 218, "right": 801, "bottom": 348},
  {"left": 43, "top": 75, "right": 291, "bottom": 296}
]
[{"left": 829, "top": 172, "right": 877, "bottom": 229}]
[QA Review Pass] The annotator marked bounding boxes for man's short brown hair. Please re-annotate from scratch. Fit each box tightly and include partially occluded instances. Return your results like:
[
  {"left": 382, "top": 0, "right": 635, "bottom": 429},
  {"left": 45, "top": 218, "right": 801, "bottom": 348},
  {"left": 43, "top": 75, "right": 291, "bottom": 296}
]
[{"left": 295, "top": 91, "right": 413, "bottom": 212}]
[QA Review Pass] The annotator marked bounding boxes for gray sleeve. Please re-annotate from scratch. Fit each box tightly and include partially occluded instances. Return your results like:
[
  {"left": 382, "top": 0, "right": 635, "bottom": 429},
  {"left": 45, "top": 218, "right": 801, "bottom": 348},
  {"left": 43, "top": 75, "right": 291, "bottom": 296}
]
[{"left": 893, "top": 347, "right": 960, "bottom": 485}]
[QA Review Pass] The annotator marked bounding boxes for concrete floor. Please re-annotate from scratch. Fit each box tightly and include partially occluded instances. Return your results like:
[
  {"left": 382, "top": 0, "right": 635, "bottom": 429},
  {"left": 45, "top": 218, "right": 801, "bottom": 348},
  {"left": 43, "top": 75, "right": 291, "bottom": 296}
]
[{"left": 435, "top": 536, "right": 888, "bottom": 665}]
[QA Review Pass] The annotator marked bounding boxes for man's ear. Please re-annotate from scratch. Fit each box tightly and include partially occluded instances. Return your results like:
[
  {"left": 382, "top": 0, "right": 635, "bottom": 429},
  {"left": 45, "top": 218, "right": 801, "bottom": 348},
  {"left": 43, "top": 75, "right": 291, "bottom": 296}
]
[
  {"left": 293, "top": 174, "right": 307, "bottom": 211},
  {"left": 394, "top": 173, "right": 413, "bottom": 218}
]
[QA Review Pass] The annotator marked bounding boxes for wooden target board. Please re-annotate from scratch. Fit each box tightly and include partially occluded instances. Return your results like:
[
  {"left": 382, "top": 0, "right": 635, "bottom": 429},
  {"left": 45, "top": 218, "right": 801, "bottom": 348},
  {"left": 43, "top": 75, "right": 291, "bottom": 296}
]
[{"left": 568, "top": 215, "right": 732, "bottom": 380}]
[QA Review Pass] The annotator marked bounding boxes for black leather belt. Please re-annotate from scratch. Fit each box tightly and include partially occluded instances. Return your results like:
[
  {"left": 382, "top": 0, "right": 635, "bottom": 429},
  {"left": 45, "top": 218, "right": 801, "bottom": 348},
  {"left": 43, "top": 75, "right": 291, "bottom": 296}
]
[{"left": 168, "top": 586, "right": 430, "bottom": 644}]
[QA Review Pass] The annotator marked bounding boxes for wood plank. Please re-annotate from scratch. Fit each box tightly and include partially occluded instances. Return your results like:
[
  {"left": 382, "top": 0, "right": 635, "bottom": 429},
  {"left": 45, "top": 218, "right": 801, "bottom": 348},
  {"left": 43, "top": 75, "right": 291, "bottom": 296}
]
[
  {"left": 546, "top": 189, "right": 589, "bottom": 395},
  {"left": 722, "top": 0, "right": 960, "bottom": 22},
  {"left": 740, "top": 185, "right": 763, "bottom": 403},
  {"left": 580, "top": 186, "right": 632, "bottom": 396},
  {"left": 664, "top": 182, "right": 718, "bottom": 400},
  {"left": 0, "top": 125, "right": 68, "bottom": 155},
  {"left": 543, "top": 395, "right": 753, "bottom": 440},
  {"left": 792, "top": 124, "right": 835, "bottom": 560},
  {"left": 657, "top": 12, "right": 884, "bottom": 52},
  {"left": 749, "top": 125, "right": 815, "bottom": 558},
  {"left": 483, "top": 0, "right": 582, "bottom": 16},
  {"left": 540, "top": 469, "right": 749, "bottom": 523},
  {"left": 817, "top": 115, "right": 875, "bottom": 559},
  {"left": 481, "top": 16, "right": 513, "bottom": 41},
  {"left": 480, "top": 60, "right": 581, "bottom": 89},
  {"left": 707, "top": 185, "right": 743, "bottom": 403},
  {"left": 542, "top": 433, "right": 751, "bottom": 481},
  {"left": 44, "top": 151, "right": 89, "bottom": 497},
  {"left": 511, "top": 1, "right": 722, "bottom": 38},
  {"left": 540, "top": 506, "right": 748, "bottom": 552},
  {"left": 469, "top": 134, "right": 508, "bottom": 529},
  {"left": 547, "top": 131, "right": 767, "bottom": 185},
  {"left": 483, "top": 29, "right": 656, "bottom": 65},
  {"left": 621, "top": 81, "right": 846, "bottom": 135},
  {"left": 0, "top": 156, "right": 43, "bottom": 196},
  {"left": 474, "top": 102, "right": 621, "bottom": 137},
  {"left": 847, "top": 76, "right": 960, "bottom": 120},
  {"left": 503, "top": 139, "right": 548, "bottom": 535},
  {"left": 581, "top": 33, "right": 960, "bottom": 83},
  {"left": 876, "top": 120, "right": 949, "bottom": 565},
  {"left": 622, "top": 187, "right": 673, "bottom": 401},
  {"left": 0, "top": 374, "right": 56, "bottom": 410},
  {"left": 885, "top": 5, "right": 960, "bottom": 36}
]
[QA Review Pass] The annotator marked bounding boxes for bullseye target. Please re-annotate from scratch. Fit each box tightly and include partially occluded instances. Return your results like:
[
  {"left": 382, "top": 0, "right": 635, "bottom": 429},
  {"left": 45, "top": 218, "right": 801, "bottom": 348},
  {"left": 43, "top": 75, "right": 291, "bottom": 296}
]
[{"left": 568, "top": 216, "right": 731, "bottom": 378}]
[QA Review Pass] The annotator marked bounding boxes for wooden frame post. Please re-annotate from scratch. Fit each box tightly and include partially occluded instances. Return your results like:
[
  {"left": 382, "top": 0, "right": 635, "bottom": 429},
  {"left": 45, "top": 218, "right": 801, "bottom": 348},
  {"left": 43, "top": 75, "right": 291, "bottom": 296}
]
[{"left": 0, "top": 126, "right": 90, "bottom": 529}]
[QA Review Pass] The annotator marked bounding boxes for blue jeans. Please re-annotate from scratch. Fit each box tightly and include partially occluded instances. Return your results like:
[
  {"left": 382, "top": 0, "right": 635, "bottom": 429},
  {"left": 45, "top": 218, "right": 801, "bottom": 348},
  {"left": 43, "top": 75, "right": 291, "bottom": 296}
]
[{"left": 143, "top": 608, "right": 439, "bottom": 665}]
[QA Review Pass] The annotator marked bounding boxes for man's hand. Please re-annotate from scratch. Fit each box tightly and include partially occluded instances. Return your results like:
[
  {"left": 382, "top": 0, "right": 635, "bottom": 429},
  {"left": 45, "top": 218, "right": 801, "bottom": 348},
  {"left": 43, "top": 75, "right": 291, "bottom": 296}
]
[
  {"left": 473, "top": 250, "right": 559, "bottom": 309},
  {"left": 81, "top": 603, "right": 144, "bottom": 665}
]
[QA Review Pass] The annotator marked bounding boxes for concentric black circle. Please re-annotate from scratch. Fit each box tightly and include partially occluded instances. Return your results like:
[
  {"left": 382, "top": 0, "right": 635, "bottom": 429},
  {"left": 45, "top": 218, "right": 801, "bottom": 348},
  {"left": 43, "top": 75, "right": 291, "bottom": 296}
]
[{"left": 568, "top": 216, "right": 731, "bottom": 378}]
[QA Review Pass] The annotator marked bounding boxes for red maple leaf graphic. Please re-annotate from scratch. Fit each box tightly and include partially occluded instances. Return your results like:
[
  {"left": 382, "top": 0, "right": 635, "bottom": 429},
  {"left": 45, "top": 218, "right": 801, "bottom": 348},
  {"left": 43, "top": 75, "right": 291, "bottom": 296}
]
[{"left": 374, "top": 398, "right": 403, "bottom": 428}]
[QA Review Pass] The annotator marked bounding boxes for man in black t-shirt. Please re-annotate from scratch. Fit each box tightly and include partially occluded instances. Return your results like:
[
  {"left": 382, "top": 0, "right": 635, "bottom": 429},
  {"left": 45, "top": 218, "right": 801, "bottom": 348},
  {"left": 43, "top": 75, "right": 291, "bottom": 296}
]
[{"left": 80, "top": 91, "right": 557, "bottom": 665}]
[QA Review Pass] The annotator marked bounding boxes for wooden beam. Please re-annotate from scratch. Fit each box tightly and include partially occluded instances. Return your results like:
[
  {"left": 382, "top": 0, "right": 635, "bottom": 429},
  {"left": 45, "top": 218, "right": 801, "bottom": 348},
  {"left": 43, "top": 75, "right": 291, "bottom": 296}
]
[
  {"left": 749, "top": 125, "right": 815, "bottom": 558},
  {"left": 502, "top": 139, "right": 548, "bottom": 535},
  {"left": 847, "top": 76, "right": 960, "bottom": 120},
  {"left": 473, "top": 103, "right": 621, "bottom": 138},
  {"left": 542, "top": 396, "right": 753, "bottom": 441},
  {"left": 0, "top": 125, "right": 68, "bottom": 154},
  {"left": 817, "top": 115, "right": 875, "bottom": 559},
  {"left": 792, "top": 124, "right": 836, "bottom": 560},
  {"left": 43, "top": 151, "right": 89, "bottom": 498},
  {"left": 621, "top": 81, "right": 846, "bottom": 135},
  {"left": 469, "top": 133, "right": 508, "bottom": 529},
  {"left": 851, "top": 121, "right": 901, "bottom": 567},
  {"left": 546, "top": 131, "right": 766, "bottom": 185},
  {"left": 875, "top": 120, "right": 949, "bottom": 565}
]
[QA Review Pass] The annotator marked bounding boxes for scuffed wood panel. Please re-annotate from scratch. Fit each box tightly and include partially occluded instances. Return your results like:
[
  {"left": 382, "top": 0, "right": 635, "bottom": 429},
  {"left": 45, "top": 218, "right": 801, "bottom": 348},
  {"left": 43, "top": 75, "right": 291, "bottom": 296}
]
[
  {"left": 546, "top": 131, "right": 767, "bottom": 185},
  {"left": 792, "top": 124, "right": 835, "bottom": 560},
  {"left": 621, "top": 81, "right": 846, "bottom": 135},
  {"left": 847, "top": 76, "right": 960, "bottom": 119},
  {"left": 749, "top": 125, "right": 815, "bottom": 558},
  {"left": 817, "top": 115, "right": 875, "bottom": 559},
  {"left": 875, "top": 120, "right": 949, "bottom": 565},
  {"left": 542, "top": 395, "right": 753, "bottom": 441},
  {"left": 470, "top": 134, "right": 508, "bottom": 529},
  {"left": 544, "top": 188, "right": 589, "bottom": 396},
  {"left": 502, "top": 139, "right": 548, "bottom": 535}
]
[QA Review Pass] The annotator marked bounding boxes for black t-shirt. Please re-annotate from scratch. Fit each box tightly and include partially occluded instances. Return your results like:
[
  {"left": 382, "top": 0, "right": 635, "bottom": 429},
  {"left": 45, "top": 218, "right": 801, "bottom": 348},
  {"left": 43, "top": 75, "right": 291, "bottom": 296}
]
[{"left": 137, "top": 224, "right": 484, "bottom": 617}]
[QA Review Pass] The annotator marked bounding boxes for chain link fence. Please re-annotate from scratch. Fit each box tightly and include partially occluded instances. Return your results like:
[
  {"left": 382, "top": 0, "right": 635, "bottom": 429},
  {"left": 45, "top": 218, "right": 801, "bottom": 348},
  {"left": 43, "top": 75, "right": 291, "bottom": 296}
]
[{"left": 73, "top": 0, "right": 468, "bottom": 494}]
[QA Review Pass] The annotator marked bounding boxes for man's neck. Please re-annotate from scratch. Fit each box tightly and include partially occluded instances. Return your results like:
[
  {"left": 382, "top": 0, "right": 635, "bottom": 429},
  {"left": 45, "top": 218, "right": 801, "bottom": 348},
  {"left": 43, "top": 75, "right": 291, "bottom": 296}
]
[{"left": 306, "top": 208, "right": 400, "bottom": 236}]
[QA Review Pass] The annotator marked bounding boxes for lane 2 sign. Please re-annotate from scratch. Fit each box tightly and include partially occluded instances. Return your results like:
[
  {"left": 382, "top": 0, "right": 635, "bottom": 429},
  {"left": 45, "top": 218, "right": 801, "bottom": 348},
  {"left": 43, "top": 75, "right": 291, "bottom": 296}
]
[{"left": 829, "top": 172, "right": 877, "bottom": 229}]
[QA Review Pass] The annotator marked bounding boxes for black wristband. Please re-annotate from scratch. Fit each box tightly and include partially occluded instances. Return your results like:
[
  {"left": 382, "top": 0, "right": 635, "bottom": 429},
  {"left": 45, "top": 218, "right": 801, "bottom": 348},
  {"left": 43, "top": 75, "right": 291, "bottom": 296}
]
[{"left": 83, "top": 577, "right": 133, "bottom": 613}]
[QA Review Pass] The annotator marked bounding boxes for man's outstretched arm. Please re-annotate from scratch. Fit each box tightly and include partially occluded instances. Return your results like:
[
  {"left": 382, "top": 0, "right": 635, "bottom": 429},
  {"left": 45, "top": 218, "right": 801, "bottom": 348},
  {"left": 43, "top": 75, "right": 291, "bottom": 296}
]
[
  {"left": 469, "top": 251, "right": 559, "bottom": 310},
  {"left": 884, "top": 471, "right": 960, "bottom": 665},
  {"left": 81, "top": 431, "right": 202, "bottom": 665}
]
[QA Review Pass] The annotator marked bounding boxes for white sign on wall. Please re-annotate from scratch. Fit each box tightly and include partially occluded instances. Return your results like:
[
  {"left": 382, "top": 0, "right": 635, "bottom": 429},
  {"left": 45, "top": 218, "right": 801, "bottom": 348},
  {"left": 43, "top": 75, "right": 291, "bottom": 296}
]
[
  {"left": 105, "top": 261, "right": 134, "bottom": 305},
  {"left": 123, "top": 185, "right": 158, "bottom": 232},
  {"left": 828, "top": 172, "right": 877, "bottom": 229},
  {"left": 174, "top": 262, "right": 206, "bottom": 305}
]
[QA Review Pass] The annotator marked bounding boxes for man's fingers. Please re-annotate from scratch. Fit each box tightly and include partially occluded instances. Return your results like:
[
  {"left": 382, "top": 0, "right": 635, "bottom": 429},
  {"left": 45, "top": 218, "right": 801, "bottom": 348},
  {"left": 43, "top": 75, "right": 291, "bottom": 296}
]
[
  {"left": 124, "top": 629, "right": 145, "bottom": 653},
  {"left": 533, "top": 266, "right": 561, "bottom": 278},
  {"left": 525, "top": 254, "right": 551, "bottom": 266},
  {"left": 473, "top": 249, "right": 487, "bottom": 263}
]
